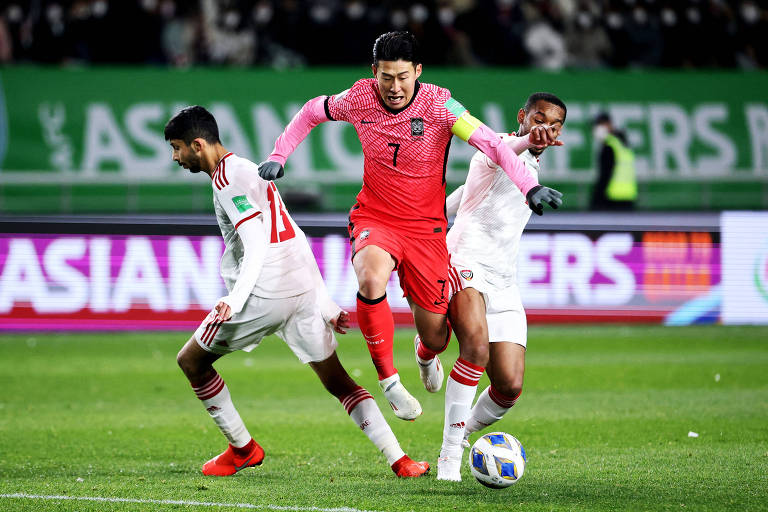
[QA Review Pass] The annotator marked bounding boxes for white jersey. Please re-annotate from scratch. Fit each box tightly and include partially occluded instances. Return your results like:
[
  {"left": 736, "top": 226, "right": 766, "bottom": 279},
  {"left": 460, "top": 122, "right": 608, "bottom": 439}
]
[
  {"left": 446, "top": 134, "right": 539, "bottom": 292},
  {"left": 212, "top": 152, "right": 315, "bottom": 300}
]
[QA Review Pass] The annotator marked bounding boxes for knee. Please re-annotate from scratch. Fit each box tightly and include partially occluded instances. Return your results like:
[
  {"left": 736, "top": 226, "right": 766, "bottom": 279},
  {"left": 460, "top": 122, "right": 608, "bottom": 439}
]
[
  {"left": 491, "top": 377, "right": 523, "bottom": 400},
  {"left": 460, "top": 340, "right": 489, "bottom": 368},
  {"left": 356, "top": 270, "right": 388, "bottom": 299},
  {"left": 177, "top": 347, "right": 206, "bottom": 382}
]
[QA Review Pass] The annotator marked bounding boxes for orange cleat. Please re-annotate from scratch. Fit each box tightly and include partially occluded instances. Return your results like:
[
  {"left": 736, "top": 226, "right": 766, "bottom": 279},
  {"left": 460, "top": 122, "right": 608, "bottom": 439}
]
[
  {"left": 201, "top": 439, "right": 265, "bottom": 476},
  {"left": 391, "top": 455, "right": 430, "bottom": 478}
]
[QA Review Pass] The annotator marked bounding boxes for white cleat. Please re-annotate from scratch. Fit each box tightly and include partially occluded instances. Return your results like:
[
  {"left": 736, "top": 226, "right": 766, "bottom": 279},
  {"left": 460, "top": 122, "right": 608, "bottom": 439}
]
[
  {"left": 461, "top": 433, "right": 471, "bottom": 449},
  {"left": 437, "top": 455, "right": 462, "bottom": 481},
  {"left": 414, "top": 335, "right": 444, "bottom": 393},
  {"left": 379, "top": 373, "right": 422, "bottom": 421}
]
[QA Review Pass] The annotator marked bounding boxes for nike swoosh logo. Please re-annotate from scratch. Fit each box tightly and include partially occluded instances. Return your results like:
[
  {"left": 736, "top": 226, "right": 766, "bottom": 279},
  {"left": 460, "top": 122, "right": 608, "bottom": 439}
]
[
  {"left": 433, "top": 300, "right": 446, "bottom": 306},
  {"left": 234, "top": 454, "right": 256, "bottom": 471},
  {"left": 360, "top": 120, "right": 376, "bottom": 124}
]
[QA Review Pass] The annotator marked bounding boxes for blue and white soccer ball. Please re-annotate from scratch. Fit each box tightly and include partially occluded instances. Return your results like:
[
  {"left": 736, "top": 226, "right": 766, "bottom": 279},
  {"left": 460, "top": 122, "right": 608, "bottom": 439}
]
[{"left": 469, "top": 432, "right": 527, "bottom": 488}]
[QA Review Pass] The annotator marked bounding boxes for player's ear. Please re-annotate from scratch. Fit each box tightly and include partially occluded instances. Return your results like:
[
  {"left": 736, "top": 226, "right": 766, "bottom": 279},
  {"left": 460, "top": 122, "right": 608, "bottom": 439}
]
[
  {"left": 371, "top": 64, "right": 378, "bottom": 78},
  {"left": 517, "top": 108, "right": 526, "bottom": 125},
  {"left": 191, "top": 138, "right": 204, "bottom": 154},
  {"left": 414, "top": 63, "right": 422, "bottom": 79}
]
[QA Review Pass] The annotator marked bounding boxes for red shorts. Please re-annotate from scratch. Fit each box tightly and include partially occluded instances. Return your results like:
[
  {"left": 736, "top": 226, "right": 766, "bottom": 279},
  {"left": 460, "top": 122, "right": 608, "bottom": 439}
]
[{"left": 348, "top": 216, "right": 449, "bottom": 314}]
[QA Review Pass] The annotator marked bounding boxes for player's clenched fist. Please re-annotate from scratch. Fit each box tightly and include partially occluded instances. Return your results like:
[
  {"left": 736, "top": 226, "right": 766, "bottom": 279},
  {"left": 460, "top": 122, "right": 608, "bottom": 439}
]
[
  {"left": 528, "top": 124, "right": 564, "bottom": 150},
  {"left": 257, "top": 160, "right": 284, "bottom": 180},
  {"left": 525, "top": 185, "right": 563, "bottom": 216},
  {"left": 330, "top": 310, "right": 351, "bottom": 334}
]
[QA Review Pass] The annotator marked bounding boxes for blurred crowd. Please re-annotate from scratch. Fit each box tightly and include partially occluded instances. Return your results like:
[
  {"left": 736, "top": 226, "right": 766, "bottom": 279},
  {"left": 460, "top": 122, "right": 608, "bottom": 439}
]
[{"left": 1, "top": 0, "right": 766, "bottom": 69}]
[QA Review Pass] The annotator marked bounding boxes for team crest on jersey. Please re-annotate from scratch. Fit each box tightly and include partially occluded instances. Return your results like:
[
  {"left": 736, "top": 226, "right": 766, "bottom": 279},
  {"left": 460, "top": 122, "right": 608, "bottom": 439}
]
[
  {"left": 359, "top": 229, "right": 370, "bottom": 241},
  {"left": 411, "top": 117, "right": 424, "bottom": 136},
  {"left": 460, "top": 269, "right": 473, "bottom": 280}
]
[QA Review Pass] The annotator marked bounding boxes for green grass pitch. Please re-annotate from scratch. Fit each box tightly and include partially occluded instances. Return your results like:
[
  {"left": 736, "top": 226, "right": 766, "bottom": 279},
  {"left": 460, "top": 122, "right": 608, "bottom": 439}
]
[{"left": 1, "top": 325, "right": 767, "bottom": 511}]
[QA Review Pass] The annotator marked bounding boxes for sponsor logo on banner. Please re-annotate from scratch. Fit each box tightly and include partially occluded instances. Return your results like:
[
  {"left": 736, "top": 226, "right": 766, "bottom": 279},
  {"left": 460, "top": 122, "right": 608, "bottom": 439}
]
[{"left": 721, "top": 211, "right": 768, "bottom": 325}]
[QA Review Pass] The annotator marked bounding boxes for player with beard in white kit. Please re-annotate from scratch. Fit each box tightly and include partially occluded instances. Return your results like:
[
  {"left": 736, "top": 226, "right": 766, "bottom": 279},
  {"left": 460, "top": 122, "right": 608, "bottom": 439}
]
[
  {"left": 415, "top": 92, "right": 567, "bottom": 480},
  {"left": 166, "top": 106, "right": 429, "bottom": 478}
]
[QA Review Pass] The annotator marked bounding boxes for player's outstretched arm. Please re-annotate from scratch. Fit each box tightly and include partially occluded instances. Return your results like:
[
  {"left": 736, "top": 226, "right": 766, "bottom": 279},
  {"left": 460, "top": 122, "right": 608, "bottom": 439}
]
[
  {"left": 469, "top": 124, "right": 563, "bottom": 215},
  {"left": 447, "top": 103, "right": 563, "bottom": 215},
  {"left": 259, "top": 95, "right": 330, "bottom": 180}
]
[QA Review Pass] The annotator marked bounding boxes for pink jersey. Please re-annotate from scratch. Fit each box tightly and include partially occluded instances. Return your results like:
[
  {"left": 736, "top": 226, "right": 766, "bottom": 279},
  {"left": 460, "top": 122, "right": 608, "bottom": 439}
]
[{"left": 326, "top": 79, "right": 459, "bottom": 238}]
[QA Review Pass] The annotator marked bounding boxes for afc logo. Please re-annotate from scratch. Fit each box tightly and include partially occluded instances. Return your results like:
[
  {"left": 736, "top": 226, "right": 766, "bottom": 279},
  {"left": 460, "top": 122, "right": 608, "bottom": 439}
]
[{"left": 411, "top": 117, "right": 424, "bottom": 136}]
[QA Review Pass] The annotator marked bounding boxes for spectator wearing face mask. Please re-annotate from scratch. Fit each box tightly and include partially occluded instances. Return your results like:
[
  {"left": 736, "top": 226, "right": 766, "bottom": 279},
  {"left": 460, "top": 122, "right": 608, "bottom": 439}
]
[{"left": 590, "top": 112, "right": 637, "bottom": 211}]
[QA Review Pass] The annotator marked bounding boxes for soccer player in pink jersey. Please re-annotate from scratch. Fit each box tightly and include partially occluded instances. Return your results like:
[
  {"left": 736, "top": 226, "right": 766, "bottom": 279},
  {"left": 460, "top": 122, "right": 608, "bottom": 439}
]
[
  {"left": 166, "top": 106, "right": 429, "bottom": 478},
  {"left": 258, "top": 32, "right": 562, "bottom": 422}
]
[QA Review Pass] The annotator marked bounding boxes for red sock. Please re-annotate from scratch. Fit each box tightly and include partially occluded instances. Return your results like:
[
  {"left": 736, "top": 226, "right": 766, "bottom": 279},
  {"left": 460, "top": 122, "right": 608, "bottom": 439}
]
[
  {"left": 357, "top": 292, "right": 396, "bottom": 380},
  {"left": 416, "top": 321, "right": 452, "bottom": 361}
]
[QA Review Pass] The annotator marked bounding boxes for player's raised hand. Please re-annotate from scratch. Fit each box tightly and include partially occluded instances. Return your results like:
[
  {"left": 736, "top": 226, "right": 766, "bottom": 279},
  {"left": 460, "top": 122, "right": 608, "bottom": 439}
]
[
  {"left": 213, "top": 301, "right": 232, "bottom": 322},
  {"left": 257, "top": 160, "right": 284, "bottom": 180},
  {"left": 526, "top": 185, "right": 563, "bottom": 216},
  {"left": 330, "top": 310, "right": 350, "bottom": 334},
  {"left": 529, "top": 125, "right": 564, "bottom": 149}
]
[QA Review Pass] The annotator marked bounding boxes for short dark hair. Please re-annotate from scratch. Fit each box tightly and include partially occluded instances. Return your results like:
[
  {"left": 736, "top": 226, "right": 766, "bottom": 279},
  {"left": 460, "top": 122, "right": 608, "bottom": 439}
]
[
  {"left": 372, "top": 31, "right": 421, "bottom": 66},
  {"left": 164, "top": 105, "right": 221, "bottom": 145},
  {"left": 524, "top": 92, "right": 567, "bottom": 121}
]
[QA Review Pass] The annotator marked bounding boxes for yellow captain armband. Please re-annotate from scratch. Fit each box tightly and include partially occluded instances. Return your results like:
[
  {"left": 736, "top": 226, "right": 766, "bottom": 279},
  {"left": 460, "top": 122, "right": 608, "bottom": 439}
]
[
  {"left": 444, "top": 97, "right": 483, "bottom": 141},
  {"left": 451, "top": 112, "right": 483, "bottom": 141}
]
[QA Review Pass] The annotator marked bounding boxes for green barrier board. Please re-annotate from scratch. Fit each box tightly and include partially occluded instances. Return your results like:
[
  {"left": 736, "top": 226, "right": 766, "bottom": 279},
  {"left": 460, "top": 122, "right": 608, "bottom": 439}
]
[{"left": 1, "top": 67, "right": 766, "bottom": 213}]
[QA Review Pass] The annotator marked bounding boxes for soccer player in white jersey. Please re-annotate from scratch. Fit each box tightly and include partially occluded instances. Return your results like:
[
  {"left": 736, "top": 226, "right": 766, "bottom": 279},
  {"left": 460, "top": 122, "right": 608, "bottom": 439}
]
[
  {"left": 164, "top": 106, "right": 429, "bottom": 478},
  {"left": 415, "top": 92, "right": 566, "bottom": 480}
]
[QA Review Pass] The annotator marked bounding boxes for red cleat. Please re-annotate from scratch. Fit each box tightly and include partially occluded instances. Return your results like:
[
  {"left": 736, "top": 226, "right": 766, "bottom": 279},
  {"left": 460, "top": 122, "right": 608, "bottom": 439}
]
[
  {"left": 391, "top": 455, "right": 430, "bottom": 478},
  {"left": 201, "top": 439, "right": 265, "bottom": 476}
]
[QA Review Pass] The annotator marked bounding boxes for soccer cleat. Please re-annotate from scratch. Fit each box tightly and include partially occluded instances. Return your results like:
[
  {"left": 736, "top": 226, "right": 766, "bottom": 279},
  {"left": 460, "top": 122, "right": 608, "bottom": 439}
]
[
  {"left": 414, "top": 335, "right": 444, "bottom": 393},
  {"left": 461, "top": 433, "right": 471, "bottom": 449},
  {"left": 391, "top": 455, "right": 430, "bottom": 477},
  {"left": 201, "top": 439, "right": 265, "bottom": 476},
  {"left": 379, "top": 373, "right": 422, "bottom": 421},
  {"left": 437, "top": 455, "right": 463, "bottom": 481}
]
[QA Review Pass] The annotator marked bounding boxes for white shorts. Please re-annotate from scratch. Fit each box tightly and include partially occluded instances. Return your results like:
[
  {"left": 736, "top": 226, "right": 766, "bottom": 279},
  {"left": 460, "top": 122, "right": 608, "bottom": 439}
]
[
  {"left": 194, "top": 288, "right": 338, "bottom": 364},
  {"left": 449, "top": 260, "right": 528, "bottom": 348}
]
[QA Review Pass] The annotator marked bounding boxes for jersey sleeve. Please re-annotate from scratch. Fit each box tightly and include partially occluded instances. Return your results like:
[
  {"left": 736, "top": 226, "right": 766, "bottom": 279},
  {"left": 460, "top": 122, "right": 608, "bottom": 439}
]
[
  {"left": 325, "top": 80, "right": 366, "bottom": 123},
  {"left": 213, "top": 165, "right": 270, "bottom": 314}
]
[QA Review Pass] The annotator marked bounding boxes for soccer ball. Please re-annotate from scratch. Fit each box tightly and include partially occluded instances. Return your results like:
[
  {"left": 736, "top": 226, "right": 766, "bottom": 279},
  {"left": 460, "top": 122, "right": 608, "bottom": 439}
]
[{"left": 468, "top": 432, "right": 526, "bottom": 488}]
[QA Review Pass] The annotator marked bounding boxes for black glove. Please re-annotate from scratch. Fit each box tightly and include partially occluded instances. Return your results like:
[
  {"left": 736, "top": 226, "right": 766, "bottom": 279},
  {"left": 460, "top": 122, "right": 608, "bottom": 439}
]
[
  {"left": 526, "top": 185, "right": 563, "bottom": 216},
  {"left": 257, "top": 160, "right": 284, "bottom": 180}
]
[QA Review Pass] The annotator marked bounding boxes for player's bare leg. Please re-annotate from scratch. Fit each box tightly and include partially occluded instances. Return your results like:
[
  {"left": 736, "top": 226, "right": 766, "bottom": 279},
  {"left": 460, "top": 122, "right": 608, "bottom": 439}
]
[
  {"left": 353, "top": 245, "right": 421, "bottom": 420},
  {"left": 410, "top": 300, "right": 450, "bottom": 393},
  {"left": 464, "top": 342, "right": 525, "bottom": 446},
  {"left": 309, "top": 352, "right": 429, "bottom": 477},
  {"left": 177, "top": 337, "right": 264, "bottom": 476},
  {"left": 434, "top": 288, "right": 489, "bottom": 481}
]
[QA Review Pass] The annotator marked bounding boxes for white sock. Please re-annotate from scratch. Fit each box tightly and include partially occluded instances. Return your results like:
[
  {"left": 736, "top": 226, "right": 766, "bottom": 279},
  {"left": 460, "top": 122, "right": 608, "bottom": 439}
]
[
  {"left": 342, "top": 386, "right": 405, "bottom": 465},
  {"left": 441, "top": 358, "right": 484, "bottom": 458},
  {"left": 466, "top": 385, "right": 519, "bottom": 436},
  {"left": 193, "top": 372, "right": 251, "bottom": 448}
]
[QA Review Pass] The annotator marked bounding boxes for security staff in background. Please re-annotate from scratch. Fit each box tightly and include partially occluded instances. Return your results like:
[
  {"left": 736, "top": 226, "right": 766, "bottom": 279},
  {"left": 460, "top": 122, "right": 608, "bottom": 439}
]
[{"left": 590, "top": 112, "right": 637, "bottom": 210}]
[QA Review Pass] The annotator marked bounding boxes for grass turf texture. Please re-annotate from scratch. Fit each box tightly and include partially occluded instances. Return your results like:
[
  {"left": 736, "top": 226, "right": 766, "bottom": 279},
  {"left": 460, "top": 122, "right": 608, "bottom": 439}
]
[{"left": 0, "top": 326, "right": 766, "bottom": 512}]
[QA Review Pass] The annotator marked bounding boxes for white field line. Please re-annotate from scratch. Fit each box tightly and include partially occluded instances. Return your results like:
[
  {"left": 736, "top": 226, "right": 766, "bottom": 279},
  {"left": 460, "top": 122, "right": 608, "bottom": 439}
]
[{"left": 0, "top": 493, "right": 379, "bottom": 512}]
